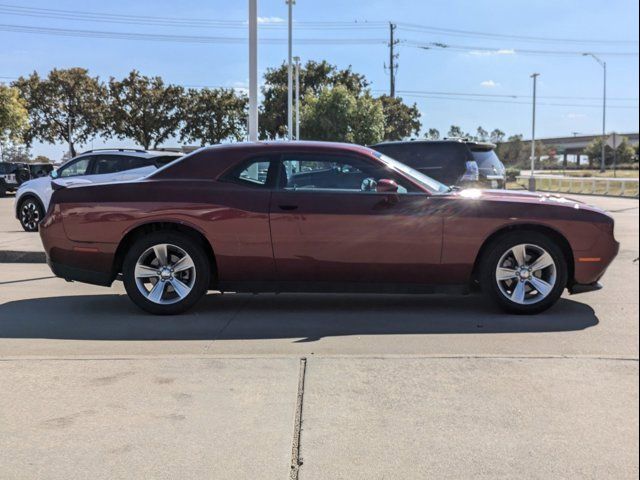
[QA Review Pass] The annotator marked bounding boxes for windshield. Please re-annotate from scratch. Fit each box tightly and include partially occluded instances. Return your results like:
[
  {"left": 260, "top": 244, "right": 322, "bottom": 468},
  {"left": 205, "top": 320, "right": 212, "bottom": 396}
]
[{"left": 373, "top": 151, "right": 450, "bottom": 193}]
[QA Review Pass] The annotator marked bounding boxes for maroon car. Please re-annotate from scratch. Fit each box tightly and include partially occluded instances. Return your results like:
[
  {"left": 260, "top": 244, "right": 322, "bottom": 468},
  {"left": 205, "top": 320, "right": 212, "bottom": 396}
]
[{"left": 39, "top": 141, "right": 619, "bottom": 315}]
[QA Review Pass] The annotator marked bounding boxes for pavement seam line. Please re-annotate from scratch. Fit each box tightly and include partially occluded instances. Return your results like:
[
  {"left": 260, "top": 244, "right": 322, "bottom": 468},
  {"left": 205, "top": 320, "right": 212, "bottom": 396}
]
[
  {"left": 289, "top": 357, "right": 307, "bottom": 480},
  {"left": 200, "top": 296, "right": 252, "bottom": 354}
]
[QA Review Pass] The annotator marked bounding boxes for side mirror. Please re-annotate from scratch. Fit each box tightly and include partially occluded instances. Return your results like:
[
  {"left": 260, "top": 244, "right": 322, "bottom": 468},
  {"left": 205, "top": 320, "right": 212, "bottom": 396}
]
[
  {"left": 50, "top": 170, "right": 58, "bottom": 179},
  {"left": 376, "top": 178, "right": 399, "bottom": 193}
]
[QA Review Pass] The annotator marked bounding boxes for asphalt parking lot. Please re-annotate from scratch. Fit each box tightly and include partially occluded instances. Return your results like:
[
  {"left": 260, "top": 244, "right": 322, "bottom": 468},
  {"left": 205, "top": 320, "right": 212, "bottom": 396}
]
[{"left": 0, "top": 194, "right": 638, "bottom": 479}]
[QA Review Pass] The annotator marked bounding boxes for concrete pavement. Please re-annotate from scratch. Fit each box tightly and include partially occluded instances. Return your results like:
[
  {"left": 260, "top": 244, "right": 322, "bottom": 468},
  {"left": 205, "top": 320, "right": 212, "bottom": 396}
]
[{"left": 0, "top": 194, "right": 638, "bottom": 479}]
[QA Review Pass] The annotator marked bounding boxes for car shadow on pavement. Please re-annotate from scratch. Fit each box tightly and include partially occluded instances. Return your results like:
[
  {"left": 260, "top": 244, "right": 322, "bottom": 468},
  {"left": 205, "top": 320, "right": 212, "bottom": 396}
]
[{"left": 0, "top": 293, "right": 598, "bottom": 341}]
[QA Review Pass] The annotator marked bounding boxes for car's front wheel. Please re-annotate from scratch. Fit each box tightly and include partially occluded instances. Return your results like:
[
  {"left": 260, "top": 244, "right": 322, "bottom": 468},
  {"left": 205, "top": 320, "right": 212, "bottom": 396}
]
[
  {"left": 19, "top": 197, "right": 44, "bottom": 232},
  {"left": 122, "top": 232, "right": 210, "bottom": 315},
  {"left": 481, "top": 232, "right": 568, "bottom": 314}
]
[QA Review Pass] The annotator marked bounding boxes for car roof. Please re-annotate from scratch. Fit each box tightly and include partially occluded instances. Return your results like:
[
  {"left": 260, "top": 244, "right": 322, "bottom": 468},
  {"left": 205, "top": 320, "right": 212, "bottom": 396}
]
[
  {"left": 194, "top": 141, "right": 374, "bottom": 155},
  {"left": 372, "top": 139, "right": 496, "bottom": 150},
  {"left": 77, "top": 148, "right": 184, "bottom": 158}
]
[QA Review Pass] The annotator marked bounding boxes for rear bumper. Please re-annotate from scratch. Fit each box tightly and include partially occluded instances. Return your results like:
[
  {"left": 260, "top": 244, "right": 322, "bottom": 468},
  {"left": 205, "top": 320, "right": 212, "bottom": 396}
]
[{"left": 48, "top": 259, "right": 114, "bottom": 287}]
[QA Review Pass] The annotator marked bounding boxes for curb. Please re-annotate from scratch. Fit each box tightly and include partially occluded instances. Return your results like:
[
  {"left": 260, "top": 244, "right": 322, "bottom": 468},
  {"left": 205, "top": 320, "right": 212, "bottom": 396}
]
[{"left": 0, "top": 250, "right": 47, "bottom": 263}]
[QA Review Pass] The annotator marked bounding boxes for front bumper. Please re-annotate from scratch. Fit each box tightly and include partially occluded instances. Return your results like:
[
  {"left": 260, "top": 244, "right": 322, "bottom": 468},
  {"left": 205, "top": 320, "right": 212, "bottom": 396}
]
[{"left": 568, "top": 282, "right": 603, "bottom": 295}]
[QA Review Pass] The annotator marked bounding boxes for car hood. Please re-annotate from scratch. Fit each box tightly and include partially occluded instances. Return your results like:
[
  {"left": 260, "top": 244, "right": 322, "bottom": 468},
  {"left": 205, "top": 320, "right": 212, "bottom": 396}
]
[
  {"left": 453, "top": 188, "right": 607, "bottom": 213},
  {"left": 17, "top": 176, "right": 50, "bottom": 191}
]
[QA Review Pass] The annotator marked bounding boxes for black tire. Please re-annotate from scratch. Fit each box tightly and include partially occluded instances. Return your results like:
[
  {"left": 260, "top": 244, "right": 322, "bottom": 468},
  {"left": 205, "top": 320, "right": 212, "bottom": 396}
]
[
  {"left": 480, "top": 231, "right": 568, "bottom": 314},
  {"left": 0, "top": 181, "right": 6, "bottom": 197},
  {"left": 122, "top": 231, "right": 210, "bottom": 315},
  {"left": 18, "top": 196, "right": 45, "bottom": 232}
]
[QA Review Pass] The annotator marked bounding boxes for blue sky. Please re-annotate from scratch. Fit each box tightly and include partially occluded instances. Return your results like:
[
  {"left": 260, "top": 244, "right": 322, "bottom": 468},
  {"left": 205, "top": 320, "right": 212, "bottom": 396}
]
[{"left": 1, "top": 0, "right": 638, "bottom": 159}]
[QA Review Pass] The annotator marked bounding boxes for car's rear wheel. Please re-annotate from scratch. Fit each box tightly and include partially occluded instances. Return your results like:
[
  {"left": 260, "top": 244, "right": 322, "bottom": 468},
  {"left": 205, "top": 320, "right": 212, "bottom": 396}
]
[
  {"left": 19, "top": 197, "right": 44, "bottom": 232},
  {"left": 122, "top": 232, "right": 210, "bottom": 315},
  {"left": 481, "top": 232, "right": 567, "bottom": 314}
]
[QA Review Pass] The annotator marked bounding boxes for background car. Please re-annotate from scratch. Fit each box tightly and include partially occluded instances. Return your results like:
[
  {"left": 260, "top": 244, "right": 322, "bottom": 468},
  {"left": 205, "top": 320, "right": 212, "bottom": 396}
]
[
  {"left": 0, "top": 162, "right": 31, "bottom": 196},
  {"left": 40, "top": 141, "right": 618, "bottom": 316},
  {"left": 370, "top": 139, "right": 506, "bottom": 188},
  {"left": 14, "top": 148, "right": 183, "bottom": 232}
]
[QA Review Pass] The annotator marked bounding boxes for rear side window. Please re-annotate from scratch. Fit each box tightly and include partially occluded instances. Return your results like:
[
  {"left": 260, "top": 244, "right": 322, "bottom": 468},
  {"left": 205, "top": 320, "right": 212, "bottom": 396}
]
[
  {"left": 92, "top": 155, "right": 129, "bottom": 175},
  {"left": 153, "top": 155, "right": 182, "bottom": 167},
  {"left": 223, "top": 157, "right": 275, "bottom": 188}
]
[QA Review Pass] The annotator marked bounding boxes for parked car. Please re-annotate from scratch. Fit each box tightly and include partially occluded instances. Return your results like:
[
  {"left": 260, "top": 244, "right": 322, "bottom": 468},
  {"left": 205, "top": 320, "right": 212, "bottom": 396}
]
[
  {"left": 0, "top": 162, "right": 30, "bottom": 196},
  {"left": 370, "top": 139, "right": 506, "bottom": 188},
  {"left": 40, "top": 141, "right": 618, "bottom": 316},
  {"left": 28, "top": 162, "right": 54, "bottom": 179},
  {"left": 15, "top": 149, "right": 183, "bottom": 232}
]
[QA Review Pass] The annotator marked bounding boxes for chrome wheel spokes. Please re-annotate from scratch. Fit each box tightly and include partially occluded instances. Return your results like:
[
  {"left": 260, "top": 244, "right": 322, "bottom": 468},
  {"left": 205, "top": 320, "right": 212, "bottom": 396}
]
[
  {"left": 21, "top": 202, "right": 40, "bottom": 230},
  {"left": 495, "top": 243, "right": 557, "bottom": 305},
  {"left": 134, "top": 243, "right": 196, "bottom": 305}
]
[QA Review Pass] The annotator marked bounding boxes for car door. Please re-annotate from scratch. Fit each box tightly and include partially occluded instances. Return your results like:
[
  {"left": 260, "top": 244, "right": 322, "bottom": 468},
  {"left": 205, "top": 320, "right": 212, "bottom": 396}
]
[{"left": 269, "top": 152, "right": 443, "bottom": 286}]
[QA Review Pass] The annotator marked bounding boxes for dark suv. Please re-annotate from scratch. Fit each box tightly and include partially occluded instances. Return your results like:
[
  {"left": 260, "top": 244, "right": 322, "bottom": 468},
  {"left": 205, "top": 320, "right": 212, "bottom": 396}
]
[{"left": 371, "top": 139, "right": 506, "bottom": 188}]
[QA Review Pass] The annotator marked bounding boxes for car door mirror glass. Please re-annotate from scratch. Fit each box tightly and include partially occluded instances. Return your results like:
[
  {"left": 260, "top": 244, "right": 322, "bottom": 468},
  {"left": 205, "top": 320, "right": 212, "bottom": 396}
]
[{"left": 50, "top": 170, "right": 58, "bottom": 179}]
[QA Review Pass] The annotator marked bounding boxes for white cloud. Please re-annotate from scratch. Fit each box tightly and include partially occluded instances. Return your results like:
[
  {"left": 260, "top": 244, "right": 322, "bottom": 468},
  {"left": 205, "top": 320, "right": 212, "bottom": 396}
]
[
  {"left": 469, "top": 49, "right": 516, "bottom": 57},
  {"left": 480, "top": 80, "right": 500, "bottom": 88},
  {"left": 257, "top": 16, "right": 285, "bottom": 24}
]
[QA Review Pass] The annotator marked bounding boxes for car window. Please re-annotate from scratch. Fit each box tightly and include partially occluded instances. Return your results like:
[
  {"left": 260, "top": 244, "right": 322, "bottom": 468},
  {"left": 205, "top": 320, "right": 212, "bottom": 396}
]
[
  {"left": 279, "top": 154, "right": 410, "bottom": 193},
  {"left": 472, "top": 150, "right": 505, "bottom": 173},
  {"left": 92, "top": 155, "right": 130, "bottom": 175},
  {"left": 224, "top": 157, "right": 274, "bottom": 187},
  {"left": 58, "top": 157, "right": 92, "bottom": 178},
  {"left": 373, "top": 143, "right": 469, "bottom": 170},
  {"left": 153, "top": 155, "right": 182, "bottom": 167}
]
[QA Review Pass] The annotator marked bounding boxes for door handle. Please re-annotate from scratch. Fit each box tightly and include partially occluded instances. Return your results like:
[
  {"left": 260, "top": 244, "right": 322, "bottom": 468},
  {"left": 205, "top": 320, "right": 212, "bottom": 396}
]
[{"left": 278, "top": 205, "right": 298, "bottom": 211}]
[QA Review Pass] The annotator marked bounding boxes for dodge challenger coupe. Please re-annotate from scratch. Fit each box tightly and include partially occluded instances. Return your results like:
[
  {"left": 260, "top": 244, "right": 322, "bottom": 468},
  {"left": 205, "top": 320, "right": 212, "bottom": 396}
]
[{"left": 39, "top": 141, "right": 619, "bottom": 315}]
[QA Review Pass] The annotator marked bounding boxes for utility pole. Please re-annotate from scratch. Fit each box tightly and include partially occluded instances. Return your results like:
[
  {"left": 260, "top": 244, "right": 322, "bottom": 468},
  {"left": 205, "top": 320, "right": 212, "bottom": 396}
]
[
  {"left": 529, "top": 73, "right": 540, "bottom": 191},
  {"left": 583, "top": 53, "right": 607, "bottom": 173},
  {"left": 294, "top": 56, "right": 301, "bottom": 140},
  {"left": 385, "top": 22, "right": 398, "bottom": 98},
  {"left": 286, "top": 0, "right": 295, "bottom": 140},
  {"left": 248, "top": 0, "right": 258, "bottom": 142}
]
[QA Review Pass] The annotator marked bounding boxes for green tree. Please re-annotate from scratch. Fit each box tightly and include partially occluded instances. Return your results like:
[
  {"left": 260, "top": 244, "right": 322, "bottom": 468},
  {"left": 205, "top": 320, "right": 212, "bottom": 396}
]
[
  {"left": 180, "top": 88, "right": 247, "bottom": 146},
  {"left": 13, "top": 68, "right": 106, "bottom": 157},
  {"left": 424, "top": 128, "right": 440, "bottom": 140},
  {"left": 490, "top": 128, "right": 505, "bottom": 144},
  {"left": 107, "top": 71, "right": 184, "bottom": 149},
  {"left": 301, "top": 85, "right": 384, "bottom": 145},
  {"left": 583, "top": 136, "right": 637, "bottom": 167},
  {"left": 447, "top": 125, "right": 464, "bottom": 138},
  {"left": 476, "top": 126, "right": 488, "bottom": 141},
  {"left": 0, "top": 85, "right": 28, "bottom": 145},
  {"left": 378, "top": 95, "right": 421, "bottom": 141},
  {"left": 260, "top": 60, "right": 368, "bottom": 139}
]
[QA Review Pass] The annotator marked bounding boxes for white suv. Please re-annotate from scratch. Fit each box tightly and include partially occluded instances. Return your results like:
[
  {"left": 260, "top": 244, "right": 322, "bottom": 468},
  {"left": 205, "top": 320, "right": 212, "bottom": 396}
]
[{"left": 14, "top": 149, "right": 183, "bottom": 232}]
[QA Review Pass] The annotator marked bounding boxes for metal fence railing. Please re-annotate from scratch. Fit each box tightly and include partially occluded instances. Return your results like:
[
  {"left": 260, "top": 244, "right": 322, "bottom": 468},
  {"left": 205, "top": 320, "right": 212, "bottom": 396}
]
[{"left": 516, "top": 175, "right": 639, "bottom": 198}]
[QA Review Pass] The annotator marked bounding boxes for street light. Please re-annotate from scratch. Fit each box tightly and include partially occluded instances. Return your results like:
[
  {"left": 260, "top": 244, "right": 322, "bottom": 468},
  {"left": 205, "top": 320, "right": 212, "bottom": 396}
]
[
  {"left": 293, "top": 56, "right": 301, "bottom": 140},
  {"left": 583, "top": 53, "right": 607, "bottom": 173},
  {"left": 285, "top": 0, "right": 295, "bottom": 141},
  {"left": 529, "top": 73, "right": 540, "bottom": 191}
]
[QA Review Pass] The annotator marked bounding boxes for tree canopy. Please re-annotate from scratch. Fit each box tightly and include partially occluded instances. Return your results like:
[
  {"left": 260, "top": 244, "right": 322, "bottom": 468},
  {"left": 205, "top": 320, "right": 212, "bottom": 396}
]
[{"left": 13, "top": 68, "right": 106, "bottom": 157}]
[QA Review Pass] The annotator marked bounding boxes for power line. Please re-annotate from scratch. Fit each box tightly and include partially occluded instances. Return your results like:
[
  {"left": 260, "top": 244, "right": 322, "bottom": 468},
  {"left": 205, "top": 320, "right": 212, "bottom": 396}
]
[
  {"left": 387, "top": 89, "right": 639, "bottom": 102},
  {"left": 0, "top": 24, "right": 387, "bottom": 45},
  {"left": 406, "top": 41, "right": 639, "bottom": 57},
  {"left": 0, "top": 3, "right": 637, "bottom": 47},
  {"left": 396, "top": 22, "right": 638, "bottom": 46}
]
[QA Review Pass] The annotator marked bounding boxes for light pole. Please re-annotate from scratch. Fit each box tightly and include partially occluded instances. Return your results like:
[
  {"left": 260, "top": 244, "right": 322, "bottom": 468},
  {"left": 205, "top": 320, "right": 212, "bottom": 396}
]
[
  {"left": 529, "top": 73, "right": 540, "bottom": 191},
  {"left": 583, "top": 53, "right": 607, "bottom": 173},
  {"left": 248, "top": 0, "right": 258, "bottom": 142},
  {"left": 294, "top": 56, "right": 301, "bottom": 140},
  {"left": 286, "top": 0, "right": 295, "bottom": 141}
]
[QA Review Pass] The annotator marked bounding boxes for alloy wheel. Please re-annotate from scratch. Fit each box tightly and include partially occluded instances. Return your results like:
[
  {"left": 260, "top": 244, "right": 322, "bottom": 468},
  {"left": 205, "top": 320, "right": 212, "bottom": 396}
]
[
  {"left": 134, "top": 243, "right": 197, "bottom": 305},
  {"left": 495, "top": 243, "right": 557, "bottom": 305},
  {"left": 21, "top": 201, "right": 41, "bottom": 231}
]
